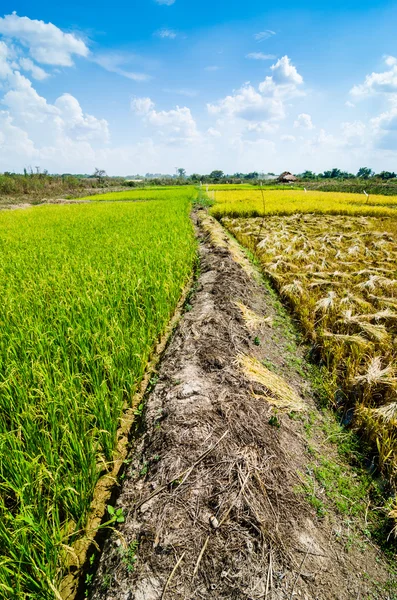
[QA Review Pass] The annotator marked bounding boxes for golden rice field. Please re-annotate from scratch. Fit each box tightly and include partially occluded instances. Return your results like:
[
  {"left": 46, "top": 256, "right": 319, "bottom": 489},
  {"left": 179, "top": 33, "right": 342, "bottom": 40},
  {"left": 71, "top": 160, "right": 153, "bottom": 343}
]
[
  {"left": 210, "top": 188, "right": 397, "bottom": 219},
  {"left": 222, "top": 212, "right": 397, "bottom": 525},
  {"left": 0, "top": 190, "right": 196, "bottom": 598}
]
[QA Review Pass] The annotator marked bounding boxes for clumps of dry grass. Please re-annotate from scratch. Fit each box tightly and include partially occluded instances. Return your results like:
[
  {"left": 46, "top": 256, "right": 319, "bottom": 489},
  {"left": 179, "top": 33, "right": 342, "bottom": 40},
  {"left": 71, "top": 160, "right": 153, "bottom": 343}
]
[
  {"left": 223, "top": 213, "right": 397, "bottom": 531},
  {"left": 239, "top": 354, "right": 305, "bottom": 411},
  {"left": 235, "top": 302, "right": 272, "bottom": 330}
]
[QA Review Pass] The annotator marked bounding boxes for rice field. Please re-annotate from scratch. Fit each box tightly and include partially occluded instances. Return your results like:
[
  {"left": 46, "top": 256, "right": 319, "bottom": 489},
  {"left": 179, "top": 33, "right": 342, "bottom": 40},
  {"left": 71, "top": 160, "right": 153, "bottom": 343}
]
[
  {"left": 80, "top": 186, "right": 194, "bottom": 202},
  {"left": 0, "top": 191, "right": 196, "bottom": 598},
  {"left": 210, "top": 188, "right": 397, "bottom": 219},
  {"left": 222, "top": 212, "right": 397, "bottom": 526}
]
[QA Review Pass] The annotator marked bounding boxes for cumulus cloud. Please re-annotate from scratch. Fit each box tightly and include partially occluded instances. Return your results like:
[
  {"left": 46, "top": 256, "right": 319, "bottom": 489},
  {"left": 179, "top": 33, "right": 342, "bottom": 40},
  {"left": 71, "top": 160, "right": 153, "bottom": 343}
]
[
  {"left": 19, "top": 57, "right": 49, "bottom": 80},
  {"left": 294, "top": 113, "right": 314, "bottom": 129},
  {"left": 55, "top": 94, "right": 110, "bottom": 142},
  {"left": 208, "top": 84, "right": 285, "bottom": 121},
  {"left": 254, "top": 30, "right": 276, "bottom": 42},
  {"left": 246, "top": 52, "right": 276, "bottom": 61},
  {"left": 131, "top": 96, "right": 199, "bottom": 143},
  {"left": 350, "top": 56, "right": 397, "bottom": 96},
  {"left": 207, "top": 56, "right": 303, "bottom": 128},
  {"left": 370, "top": 105, "right": 397, "bottom": 149},
  {"left": 0, "top": 40, "right": 12, "bottom": 78},
  {"left": 0, "top": 13, "right": 89, "bottom": 66},
  {"left": 269, "top": 55, "right": 303, "bottom": 86},
  {"left": 93, "top": 52, "right": 151, "bottom": 81},
  {"left": 384, "top": 55, "right": 397, "bottom": 67}
]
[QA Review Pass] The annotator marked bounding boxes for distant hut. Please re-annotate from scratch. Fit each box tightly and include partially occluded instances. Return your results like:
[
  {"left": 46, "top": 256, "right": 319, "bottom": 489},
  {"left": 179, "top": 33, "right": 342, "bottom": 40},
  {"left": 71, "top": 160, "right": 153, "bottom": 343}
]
[{"left": 278, "top": 171, "right": 298, "bottom": 184}]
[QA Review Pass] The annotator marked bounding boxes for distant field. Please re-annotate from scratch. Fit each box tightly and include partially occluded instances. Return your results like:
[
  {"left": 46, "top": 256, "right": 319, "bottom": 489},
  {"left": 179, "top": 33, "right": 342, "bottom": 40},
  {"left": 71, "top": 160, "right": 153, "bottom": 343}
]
[
  {"left": 0, "top": 191, "right": 196, "bottom": 598},
  {"left": 80, "top": 186, "right": 195, "bottom": 202},
  {"left": 210, "top": 188, "right": 397, "bottom": 218}
]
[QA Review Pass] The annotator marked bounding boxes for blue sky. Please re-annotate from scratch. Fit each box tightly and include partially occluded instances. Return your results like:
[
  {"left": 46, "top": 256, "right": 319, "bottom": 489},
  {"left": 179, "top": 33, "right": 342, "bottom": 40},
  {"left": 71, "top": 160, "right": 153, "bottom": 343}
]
[{"left": 0, "top": 1, "right": 397, "bottom": 174}]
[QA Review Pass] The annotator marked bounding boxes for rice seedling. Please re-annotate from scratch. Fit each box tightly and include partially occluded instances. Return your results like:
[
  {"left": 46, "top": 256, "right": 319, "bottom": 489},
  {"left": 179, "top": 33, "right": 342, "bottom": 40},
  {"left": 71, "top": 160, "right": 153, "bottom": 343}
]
[
  {"left": 221, "top": 211, "right": 397, "bottom": 527},
  {"left": 0, "top": 191, "right": 196, "bottom": 598}
]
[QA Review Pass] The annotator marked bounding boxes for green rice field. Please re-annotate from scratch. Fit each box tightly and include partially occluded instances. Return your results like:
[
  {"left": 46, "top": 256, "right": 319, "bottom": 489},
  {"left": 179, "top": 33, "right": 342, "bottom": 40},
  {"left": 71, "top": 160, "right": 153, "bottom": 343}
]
[{"left": 0, "top": 190, "right": 196, "bottom": 598}]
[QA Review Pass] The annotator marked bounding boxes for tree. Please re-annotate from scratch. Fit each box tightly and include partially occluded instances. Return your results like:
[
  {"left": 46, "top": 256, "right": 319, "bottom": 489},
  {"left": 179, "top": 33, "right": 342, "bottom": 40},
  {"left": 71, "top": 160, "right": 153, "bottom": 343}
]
[
  {"left": 177, "top": 168, "right": 186, "bottom": 178},
  {"left": 357, "top": 167, "right": 374, "bottom": 179},
  {"left": 300, "top": 170, "right": 316, "bottom": 179},
  {"left": 377, "top": 171, "right": 396, "bottom": 180},
  {"left": 209, "top": 170, "right": 224, "bottom": 181},
  {"left": 93, "top": 168, "right": 107, "bottom": 183},
  {"left": 190, "top": 173, "right": 202, "bottom": 182}
]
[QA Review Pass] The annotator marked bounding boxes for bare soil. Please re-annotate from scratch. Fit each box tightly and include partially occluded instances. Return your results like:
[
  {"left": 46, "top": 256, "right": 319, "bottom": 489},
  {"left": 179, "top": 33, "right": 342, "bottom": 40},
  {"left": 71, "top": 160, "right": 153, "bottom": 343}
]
[{"left": 89, "top": 210, "right": 395, "bottom": 600}]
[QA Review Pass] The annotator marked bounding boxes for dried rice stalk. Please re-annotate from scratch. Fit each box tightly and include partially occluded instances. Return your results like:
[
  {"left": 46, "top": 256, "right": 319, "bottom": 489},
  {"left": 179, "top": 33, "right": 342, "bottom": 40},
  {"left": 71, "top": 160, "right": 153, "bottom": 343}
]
[
  {"left": 355, "top": 357, "right": 396, "bottom": 387},
  {"left": 372, "top": 402, "right": 397, "bottom": 424},
  {"left": 235, "top": 302, "right": 272, "bottom": 331},
  {"left": 315, "top": 291, "right": 337, "bottom": 313},
  {"left": 322, "top": 331, "right": 370, "bottom": 348},
  {"left": 239, "top": 355, "right": 305, "bottom": 411}
]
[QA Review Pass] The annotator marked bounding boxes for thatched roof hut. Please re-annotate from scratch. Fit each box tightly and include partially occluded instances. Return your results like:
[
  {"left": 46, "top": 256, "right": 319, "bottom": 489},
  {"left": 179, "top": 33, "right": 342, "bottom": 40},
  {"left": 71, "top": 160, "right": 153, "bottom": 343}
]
[{"left": 278, "top": 171, "right": 298, "bottom": 183}]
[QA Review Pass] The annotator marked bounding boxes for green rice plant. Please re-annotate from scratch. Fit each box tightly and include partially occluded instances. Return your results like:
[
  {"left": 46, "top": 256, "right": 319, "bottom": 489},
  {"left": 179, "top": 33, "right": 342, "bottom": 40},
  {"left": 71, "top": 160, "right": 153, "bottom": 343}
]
[{"left": 0, "top": 190, "right": 196, "bottom": 597}]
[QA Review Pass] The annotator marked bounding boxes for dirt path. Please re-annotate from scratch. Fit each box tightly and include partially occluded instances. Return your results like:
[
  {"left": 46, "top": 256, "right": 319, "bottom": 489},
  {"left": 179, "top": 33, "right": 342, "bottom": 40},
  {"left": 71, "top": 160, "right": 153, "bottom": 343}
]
[{"left": 90, "top": 211, "right": 394, "bottom": 600}]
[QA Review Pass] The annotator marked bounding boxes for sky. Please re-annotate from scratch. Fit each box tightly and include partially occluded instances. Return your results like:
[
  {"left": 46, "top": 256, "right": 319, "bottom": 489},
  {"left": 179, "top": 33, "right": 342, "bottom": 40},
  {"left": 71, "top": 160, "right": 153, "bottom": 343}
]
[{"left": 0, "top": 1, "right": 397, "bottom": 175}]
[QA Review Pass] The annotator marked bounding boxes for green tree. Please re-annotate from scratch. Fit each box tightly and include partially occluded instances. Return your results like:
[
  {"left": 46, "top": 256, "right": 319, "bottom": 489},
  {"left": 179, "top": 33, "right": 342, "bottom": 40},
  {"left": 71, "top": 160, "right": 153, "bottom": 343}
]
[
  {"left": 209, "top": 170, "right": 224, "bottom": 181},
  {"left": 357, "top": 167, "right": 374, "bottom": 179}
]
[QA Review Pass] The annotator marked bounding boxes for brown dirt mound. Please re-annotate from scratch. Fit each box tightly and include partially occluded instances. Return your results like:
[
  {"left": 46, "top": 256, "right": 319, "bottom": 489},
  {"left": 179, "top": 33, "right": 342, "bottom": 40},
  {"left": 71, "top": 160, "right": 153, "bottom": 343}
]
[{"left": 90, "top": 211, "right": 393, "bottom": 600}]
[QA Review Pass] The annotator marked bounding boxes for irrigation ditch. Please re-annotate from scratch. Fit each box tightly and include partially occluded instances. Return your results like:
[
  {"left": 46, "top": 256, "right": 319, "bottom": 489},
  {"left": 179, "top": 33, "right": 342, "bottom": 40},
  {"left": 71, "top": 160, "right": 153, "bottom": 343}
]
[{"left": 84, "top": 209, "right": 396, "bottom": 600}]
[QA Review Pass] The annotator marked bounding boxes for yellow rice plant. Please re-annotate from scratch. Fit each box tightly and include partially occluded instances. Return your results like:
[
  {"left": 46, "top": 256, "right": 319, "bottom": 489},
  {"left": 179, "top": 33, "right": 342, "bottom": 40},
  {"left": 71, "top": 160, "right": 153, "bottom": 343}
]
[{"left": 222, "top": 213, "right": 397, "bottom": 522}]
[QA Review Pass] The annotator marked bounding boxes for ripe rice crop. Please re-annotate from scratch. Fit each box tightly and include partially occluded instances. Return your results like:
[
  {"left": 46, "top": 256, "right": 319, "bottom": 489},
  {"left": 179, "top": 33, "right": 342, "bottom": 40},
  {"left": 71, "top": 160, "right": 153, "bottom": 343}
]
[
  {"left": 210, "top": 188, "right": 397, "bottom": 219},
  {"left": 0, "top": 192, "right": 196, "bottom": 598},
  {"left": 222, "top": 213, "right": 397, "bottom": 527}
]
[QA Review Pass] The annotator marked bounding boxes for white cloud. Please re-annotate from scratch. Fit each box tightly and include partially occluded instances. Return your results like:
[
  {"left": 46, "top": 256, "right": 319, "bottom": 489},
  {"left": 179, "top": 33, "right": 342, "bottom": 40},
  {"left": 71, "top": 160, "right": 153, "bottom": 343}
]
[
  {"left": 155, "top": 0, "right": 175, "bottom": 4},
  {"left": 254, "top": 30, "right": 276, "bottom": 42},
  {"left": 341, "top": 120, "right": 366, "bottom": 143},
  {"left": 93, "top": 52, "right": 151, "bottom": 81},
  {"left": 269, "top": 55, "right": 303, "bottom": 86},
  {"left": 384, "top": 55, "right": 397, "bottom": 67},
  {"left": 247, "top": 121, "right": 279, "bottom": 133},
  {"left": 0, "top": 40, "right": 12, "bottom": 78},
  {"left": 155, "top": 28, "right": 177, "bottom": 39},
  {"left": 55, "top": 94, "right": 109, "bottom": 142},
  {"left": 204, "top": 65, "right": 220, "bottom": 72},
  {"left": 350, "top": 56, "right": 397, "bottom": 96},
  {"left": 208, "top": 84, "right": 285, "bottom": 121},
  {"left": 208, "top": 56, "right": 303, "bottom": 126},
  {"left": 19, "top": 57, "right": 49, "bottom": 80},
  {"left": 294, "top": 113, "right": 314, "bottom": 129},
  {"left": 345, "top": 100, "right": 355, "bottom": 108},
  {"left": 207, "top": 127, "right": 221, "bottom": 137},
  {"left": 131, "top": 96, "right": 199, "bottom": 143},
  {"left": 0, "top": 13, "right": 89, "bottom": 67},
  {"left": 370, "top": 104, "right": 397, "bottom": 149},
  {"left": 281, "top": 135, "right": 296, "bottom": 142},
  {"left": 246, "top": 52, "right": 276, "bottom": 61}
]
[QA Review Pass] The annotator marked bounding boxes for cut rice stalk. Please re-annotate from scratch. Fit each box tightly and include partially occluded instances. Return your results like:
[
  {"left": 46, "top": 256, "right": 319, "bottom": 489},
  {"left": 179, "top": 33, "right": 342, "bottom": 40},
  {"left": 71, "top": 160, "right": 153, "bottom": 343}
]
[{"left": 239, "top": 354, "right": 305, "bottom": 411}]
